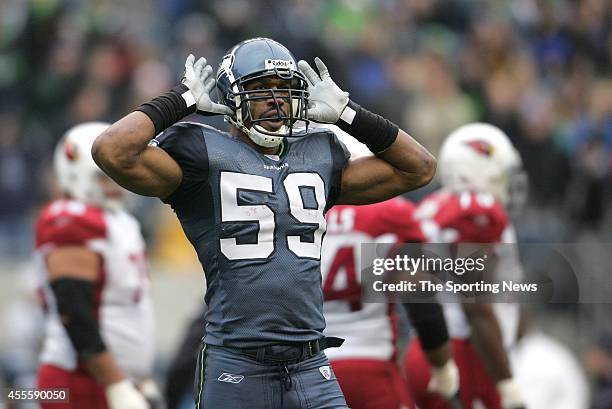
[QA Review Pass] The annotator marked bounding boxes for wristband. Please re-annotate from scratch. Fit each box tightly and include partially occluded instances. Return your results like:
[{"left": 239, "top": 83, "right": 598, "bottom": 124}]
[
  {"left": 404, "top": 302, "right": 449, "bottom": 350},
  {"left": 336, "top": 100, "right": 399, "bottom": 154},
  {"left": 136, "top": 84, "right": 197, "bottom": 135}
]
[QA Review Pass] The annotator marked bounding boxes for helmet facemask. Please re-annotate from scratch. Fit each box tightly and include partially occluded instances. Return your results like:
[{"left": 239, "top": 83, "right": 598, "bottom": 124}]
[
  {"left": 505, "top": 162, "right": 528, "bottom": 215},
  {"left": 216, "top": 38, "right": 312, "bottom": 147},
  {"left": 222, "top": 67, "right": 310, "bottom": 147}
]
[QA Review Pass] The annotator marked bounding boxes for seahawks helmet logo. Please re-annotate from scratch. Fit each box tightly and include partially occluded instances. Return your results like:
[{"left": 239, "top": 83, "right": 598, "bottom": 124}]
[{"left": 220, "top": 54, "right": 235, "bottom": 73}]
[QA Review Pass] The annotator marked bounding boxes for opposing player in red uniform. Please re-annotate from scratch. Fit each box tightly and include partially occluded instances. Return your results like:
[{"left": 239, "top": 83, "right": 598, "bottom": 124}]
[
  {"left": 321, "top": 128, "right": 461, "bottom": 409},
  {"left": 403, "top": 123, "right": 528, "bottom": 409},
  {"left": 35, "top": 123, "right": 160, "bottom": 409}
]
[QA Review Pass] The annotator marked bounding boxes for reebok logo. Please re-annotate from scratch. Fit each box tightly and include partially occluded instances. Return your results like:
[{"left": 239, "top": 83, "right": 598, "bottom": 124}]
[
  {"left": 217, "top": 373, "right": 244, "bottom": 384},
  {"left": 265, "top": 59, "right": 295, "bottom": 70}
]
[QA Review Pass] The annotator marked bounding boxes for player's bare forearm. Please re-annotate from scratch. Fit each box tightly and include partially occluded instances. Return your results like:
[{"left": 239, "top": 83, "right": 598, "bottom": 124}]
[
  {"left": 337, "top": 129, "right": 436, "bottom": 204},
  {"left": 93, "top": 111, "right": 155, "bottom": 167},
  {"left": 84, "top": 351, "right": 127, "bottom": 386},
  {"left": 462, "top": 303, "right": 513, "bottom": 381},
  {"left": 94, "top": 54, "right": 232, "bottom": 199},
  {"left": 298, "top": 57, "right": 435, "bottom": 204},
  {"left": 92, "top": 112, "right": 182, "bottom": 198},
  {"left": 378, "top": 129, "right": 436, "bottom": 188}
]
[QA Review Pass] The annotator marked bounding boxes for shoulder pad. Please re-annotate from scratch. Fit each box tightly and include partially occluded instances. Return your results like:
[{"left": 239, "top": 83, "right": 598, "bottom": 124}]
[
  {"left": 36, "top": 200, "right": 107, "bottom": 248},
  {"left": 377, "top": 198, "right": 424, "bottom": 242},
  {"left": 151, "top": 121, "right": 229, "bottom": 147},
  {"left": 338, "top": 198, "right": 423, "bottom": 242},
  {"left": 303, "top": 126, "right": 335, "bottom": 138},
  {"left": 176, "top": 121, "right": 224, "bottom": 134},
  {"left": 418, "top": 191, "right": 508, "bottom": 243}
]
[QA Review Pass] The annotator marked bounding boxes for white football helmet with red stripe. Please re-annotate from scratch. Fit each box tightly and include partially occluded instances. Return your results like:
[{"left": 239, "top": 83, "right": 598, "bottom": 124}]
[
  {"left": 438, "top": 122, "right": 527, "bottom": 211},
  {"left": 54, "top": 122, "right": 123, "bottom": 211}
]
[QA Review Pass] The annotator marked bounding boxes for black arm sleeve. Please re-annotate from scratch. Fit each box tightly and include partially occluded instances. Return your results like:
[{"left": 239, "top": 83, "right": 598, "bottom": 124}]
[
  {"left": 50, "top": 278, "right": 107, "bottom": 360},
  {"left": 404, "top": 302, "right": 449, "bottom": 351}
]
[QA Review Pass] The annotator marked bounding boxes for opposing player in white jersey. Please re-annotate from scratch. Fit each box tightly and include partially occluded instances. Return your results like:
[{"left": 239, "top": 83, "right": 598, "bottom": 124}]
[
  {"left": 35, "top": 123, "right": 159, "bottom": 409},
  {"left": 321, "top": 130, "right": 460, "bottom": 409},
  {"left": 403, "top": 123, "right": 528, "bottom": 409}
]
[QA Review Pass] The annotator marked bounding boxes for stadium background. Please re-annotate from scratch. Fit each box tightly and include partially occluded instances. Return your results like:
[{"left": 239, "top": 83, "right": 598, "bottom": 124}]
[{"left": 0, "top": 0, "right": 610, "bottom": 406}]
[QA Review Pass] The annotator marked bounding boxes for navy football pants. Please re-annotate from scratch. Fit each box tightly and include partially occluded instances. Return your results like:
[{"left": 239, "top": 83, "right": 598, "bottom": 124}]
[{"left": 194, "top": 343, "right": 349, "bottom": 409}]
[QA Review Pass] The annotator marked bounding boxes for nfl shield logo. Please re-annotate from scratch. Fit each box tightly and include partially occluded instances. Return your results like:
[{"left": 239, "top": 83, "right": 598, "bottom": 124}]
[{"left": 319, "top": 366, "right": 331, "bottom": 380}]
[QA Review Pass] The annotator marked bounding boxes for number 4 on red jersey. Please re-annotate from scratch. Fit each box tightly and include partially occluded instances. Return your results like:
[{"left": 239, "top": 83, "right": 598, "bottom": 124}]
[{"left": 322, "top": 198, "right": 423, "bottom": 310}]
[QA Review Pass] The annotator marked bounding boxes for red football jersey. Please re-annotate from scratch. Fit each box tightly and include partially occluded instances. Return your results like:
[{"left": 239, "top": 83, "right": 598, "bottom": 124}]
[
  {"left": 36, "top": 200, "right": 107, "bottom": 249},
  {"left": 322, "top": 197, "right": 421, "bottom": 361},
  {"left": 35, "top": 199, "right": 154, "bottom": 380},
  {"left": 414, "top": 190, "right": 509, "bottom": 243},
  {"left": 414, "top": 190, "right": 520, "bottom": 347}
]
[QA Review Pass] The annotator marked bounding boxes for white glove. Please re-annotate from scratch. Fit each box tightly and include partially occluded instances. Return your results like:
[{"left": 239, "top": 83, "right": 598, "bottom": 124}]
[
  {"left": 106, "top": 379, "right": 149, "bottom": 409},
  {"left": 428, "top": 359, "right": 460, "bottom": 399},
  {"left": 497, "top": 378, "right": 526, "bottom": 409},
  {"left": 139, "top": 379, "right": 166, "bottom": 409},
  {"left": 297, "top": 57, "right": 349, "bottom": 123},
  {"left": 182, "top": 54, "right": 233, "bottom": 116}
]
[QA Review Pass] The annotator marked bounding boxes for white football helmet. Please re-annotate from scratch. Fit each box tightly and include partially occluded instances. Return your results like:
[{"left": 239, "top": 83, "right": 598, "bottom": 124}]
[
  {"left": 438, "top": 123, "right": 527, "bottom": 211},
  {"left": 54, "top": 122, "right": 123, "bottom": 211}
]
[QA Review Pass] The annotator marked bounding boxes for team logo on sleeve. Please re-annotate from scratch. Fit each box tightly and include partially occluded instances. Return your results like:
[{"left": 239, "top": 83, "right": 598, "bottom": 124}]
[
  {"left": 217, "top": 373, "right": 244, "bottom": 384},
  {"left": 464, "top": 139, "right": 494, "bottom": 156},
  {"left": 318, "top": 366, "right": 331, "bottom": 380}
]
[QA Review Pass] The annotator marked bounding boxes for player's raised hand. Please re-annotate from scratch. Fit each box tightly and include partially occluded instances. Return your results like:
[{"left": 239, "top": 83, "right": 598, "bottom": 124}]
[
  {"left": 182, "top": 54, "right": 233, "bottom": 116},
  {"left": 297, "top": 57, "right": 349, "bottom": 123},
  {"left": 106, "top": 379, "right": 150, "bottom": 409}
]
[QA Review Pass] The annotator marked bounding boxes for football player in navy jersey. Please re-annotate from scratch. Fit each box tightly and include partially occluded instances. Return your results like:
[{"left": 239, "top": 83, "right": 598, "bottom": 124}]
[{"left": 92, "top": 37, "right": 435, "bottom": 409}]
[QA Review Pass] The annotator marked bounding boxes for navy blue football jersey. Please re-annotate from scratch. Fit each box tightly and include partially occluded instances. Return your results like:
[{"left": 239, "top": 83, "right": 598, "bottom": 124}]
[{"left": 153, "top": 122, "right": 350, "bottom": 348}]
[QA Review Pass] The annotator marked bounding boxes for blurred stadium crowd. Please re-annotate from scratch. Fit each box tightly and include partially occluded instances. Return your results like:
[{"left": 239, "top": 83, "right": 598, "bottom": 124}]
[
  {"left": 0, "top": 0, "right": 610, "bottom": 257},
  {"left": 0, "top": 0, "right": 611, "bottom": 407}
]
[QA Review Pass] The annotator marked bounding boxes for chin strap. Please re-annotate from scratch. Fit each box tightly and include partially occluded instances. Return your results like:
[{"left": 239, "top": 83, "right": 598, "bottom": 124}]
[
  {"left": 226, "top": 103, "right": 293, "bottom": 147},
  {"left": 277, "top": 140, "right": 286, "bottom": 156},
  {"left": 247, "top": 126, "right": 284, "bottom": 147}
]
